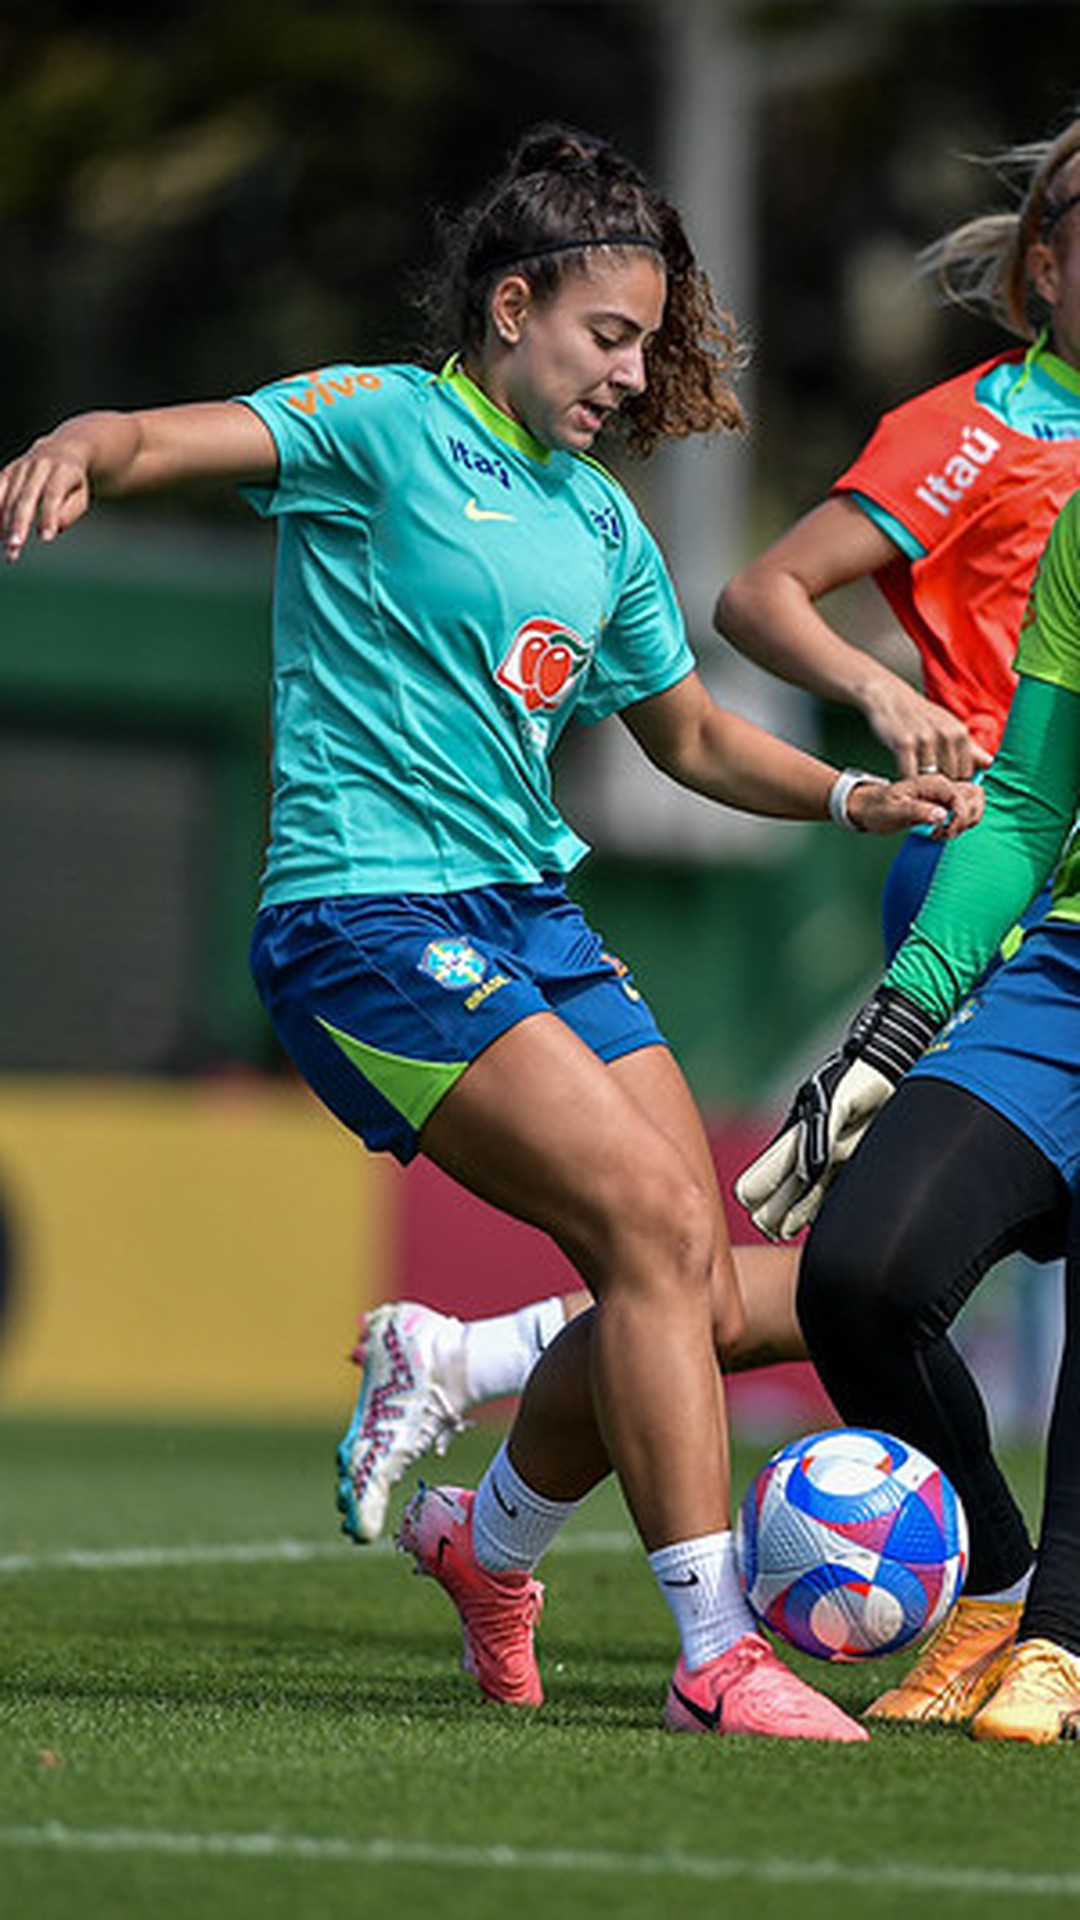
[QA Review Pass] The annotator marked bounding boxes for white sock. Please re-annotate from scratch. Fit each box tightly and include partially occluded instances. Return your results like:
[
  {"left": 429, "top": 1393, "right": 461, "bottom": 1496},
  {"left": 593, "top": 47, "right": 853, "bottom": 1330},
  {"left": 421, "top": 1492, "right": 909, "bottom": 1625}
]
[
  {"left": 472, "top": 1439, "right": 583, "bottom": 1573},
  {"left": 460, "top": 1296, "right": 568, "bottom": 1406},
  {"left": 648, "top": 1531, "right": 757, "bottom": 1670}
]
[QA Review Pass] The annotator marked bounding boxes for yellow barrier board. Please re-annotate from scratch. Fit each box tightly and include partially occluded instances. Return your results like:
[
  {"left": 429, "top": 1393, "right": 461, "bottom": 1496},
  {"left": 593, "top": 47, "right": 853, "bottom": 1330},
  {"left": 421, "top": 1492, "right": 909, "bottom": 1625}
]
[{"left": 0, "top": 1078, "right": 389, "bottom": 1420}]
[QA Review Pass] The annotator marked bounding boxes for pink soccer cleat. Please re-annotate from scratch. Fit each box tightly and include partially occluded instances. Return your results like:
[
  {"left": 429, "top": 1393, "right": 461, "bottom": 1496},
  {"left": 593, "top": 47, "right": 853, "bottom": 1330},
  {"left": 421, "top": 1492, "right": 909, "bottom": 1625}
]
[
  {"left": 665, "top": 1633, "right": 869, "bottom": 1741},
  {"left": 396, "top": 1484, "right": 545, "bottom": 1707}
]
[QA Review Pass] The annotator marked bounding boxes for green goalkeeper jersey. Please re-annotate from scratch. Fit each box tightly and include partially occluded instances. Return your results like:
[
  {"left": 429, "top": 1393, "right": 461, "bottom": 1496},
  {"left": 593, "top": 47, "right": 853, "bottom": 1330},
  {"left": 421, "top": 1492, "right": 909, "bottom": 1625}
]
[{"left": 887, "top": 488, "right": 1080, "bottom": 1022}]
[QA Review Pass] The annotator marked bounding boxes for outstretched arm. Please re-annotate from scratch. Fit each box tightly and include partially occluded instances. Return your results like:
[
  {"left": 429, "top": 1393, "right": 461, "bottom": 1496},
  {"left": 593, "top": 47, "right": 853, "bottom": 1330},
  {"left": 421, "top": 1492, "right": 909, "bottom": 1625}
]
[
  {"left": 1, "top": 401, "right": 278, "bottom": 561},
  {"left": 622, "top": 667, "right": 981, "bottom": 838},
  {"left": 715, "top": 495, "right": 990, "bottom": 780}
]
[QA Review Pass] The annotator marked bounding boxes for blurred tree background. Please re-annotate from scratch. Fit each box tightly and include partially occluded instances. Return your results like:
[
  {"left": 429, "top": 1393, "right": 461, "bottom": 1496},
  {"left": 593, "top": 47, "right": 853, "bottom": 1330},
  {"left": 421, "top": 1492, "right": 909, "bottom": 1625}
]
[
  {"left": 0, "top": 0, "right": 656, "bottom": 434},
  {"left": 1, "top": 0, "right": 1078, "bottom": 1101},
  {"left": 2, "top": 0, "right": 1076, "bottom": 499}
]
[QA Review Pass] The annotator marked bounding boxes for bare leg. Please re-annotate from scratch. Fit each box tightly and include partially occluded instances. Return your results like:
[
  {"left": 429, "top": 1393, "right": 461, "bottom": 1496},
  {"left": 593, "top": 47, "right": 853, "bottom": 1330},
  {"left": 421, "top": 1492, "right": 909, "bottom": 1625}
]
[
  {"left": 727, "top": 1242, "right": 805, "bottom": 1369},
  {"left": 551, "top": 1052, "right": 805, "bottom": 1370},
  {"left": 411, "top": 1021, "right": 867, "bottom": 1739},
  {"left": 421, "top": 1021, "right": 729, "bottom": 1550},
  {"left": 473, "top": 1047, "right": 804, "bottom": 1502},
  {"left": 508, "top": 1242, "right": 806, "bottom": 1503},
  {"left": 509, "top": 1307, "right": 606, "bottom": 1498},
  {"left": 548, "top": 1209, "right": 805, "bottom": 1375},
  {"left": 335, "top": 1127, "right": 802, "bottom": 1544}
]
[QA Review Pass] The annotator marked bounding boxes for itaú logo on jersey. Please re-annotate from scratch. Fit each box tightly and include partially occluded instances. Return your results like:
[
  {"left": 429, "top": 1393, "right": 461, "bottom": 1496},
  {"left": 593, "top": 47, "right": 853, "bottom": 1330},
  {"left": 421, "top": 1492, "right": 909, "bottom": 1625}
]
[
  {"left": 496, "top": 617, "right": 591, "bottom": 713},
  {"left": 914, "top": 423, "right": 1001, "bottom": 518}
]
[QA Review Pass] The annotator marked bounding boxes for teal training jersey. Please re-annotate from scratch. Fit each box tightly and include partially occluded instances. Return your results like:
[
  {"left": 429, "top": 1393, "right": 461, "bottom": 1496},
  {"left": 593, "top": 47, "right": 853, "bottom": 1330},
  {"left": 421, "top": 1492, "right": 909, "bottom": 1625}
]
[
  {"left": 238, "top": 360, "right": 694, "bottom": 905},
  {"left": 887, "top": 489, "right": 1080, "bottom": 1020}
]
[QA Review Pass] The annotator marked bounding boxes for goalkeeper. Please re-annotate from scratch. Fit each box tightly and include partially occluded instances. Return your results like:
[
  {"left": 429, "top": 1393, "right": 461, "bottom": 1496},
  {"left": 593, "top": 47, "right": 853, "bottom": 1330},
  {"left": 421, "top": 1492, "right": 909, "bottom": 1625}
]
[{"left": 737, "top": 486, "right": 1080, "bottom": 1745}]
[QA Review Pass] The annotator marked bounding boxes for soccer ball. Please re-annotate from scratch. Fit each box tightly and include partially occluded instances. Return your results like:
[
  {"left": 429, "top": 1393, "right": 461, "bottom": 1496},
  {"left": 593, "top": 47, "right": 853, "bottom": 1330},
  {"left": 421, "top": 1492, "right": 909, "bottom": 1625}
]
[{"left": 735, "top": 1427, "right": 968, "bottom": 1662}]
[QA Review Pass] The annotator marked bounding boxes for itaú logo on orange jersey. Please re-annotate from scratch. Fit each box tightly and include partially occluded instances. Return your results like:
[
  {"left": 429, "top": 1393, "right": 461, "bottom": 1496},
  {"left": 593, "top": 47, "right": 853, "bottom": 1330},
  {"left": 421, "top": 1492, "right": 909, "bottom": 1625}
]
[{"left": 496, "top": 617, "right": 591, "bottom": 713}]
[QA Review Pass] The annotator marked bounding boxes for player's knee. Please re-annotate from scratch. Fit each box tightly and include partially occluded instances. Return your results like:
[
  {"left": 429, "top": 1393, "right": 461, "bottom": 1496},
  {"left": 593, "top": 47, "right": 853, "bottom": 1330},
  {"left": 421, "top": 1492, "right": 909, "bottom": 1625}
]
[
  {"left": 650, "top": 1168, "right": 718, "bottom": 1296},
  {"left": 602, "top": 1160, "right": 717, "bottom": 1303}
]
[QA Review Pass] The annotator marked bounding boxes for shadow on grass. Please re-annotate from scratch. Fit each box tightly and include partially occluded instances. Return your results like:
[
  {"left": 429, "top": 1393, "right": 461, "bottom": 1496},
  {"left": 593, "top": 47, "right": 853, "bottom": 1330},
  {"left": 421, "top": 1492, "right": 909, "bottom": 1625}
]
[{"left": 0, "top": 1633, "right": 673, "bottom": 1734}]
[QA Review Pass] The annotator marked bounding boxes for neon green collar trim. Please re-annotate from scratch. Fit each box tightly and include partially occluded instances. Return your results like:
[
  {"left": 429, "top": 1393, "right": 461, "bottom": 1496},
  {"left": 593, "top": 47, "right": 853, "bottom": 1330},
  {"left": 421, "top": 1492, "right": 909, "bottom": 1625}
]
[
  {"left": 1029, "top": 332, "right": 1080, "bottom": 398},
  {"left": 437, "top": 355, "right": 552, "bottom": 464}
]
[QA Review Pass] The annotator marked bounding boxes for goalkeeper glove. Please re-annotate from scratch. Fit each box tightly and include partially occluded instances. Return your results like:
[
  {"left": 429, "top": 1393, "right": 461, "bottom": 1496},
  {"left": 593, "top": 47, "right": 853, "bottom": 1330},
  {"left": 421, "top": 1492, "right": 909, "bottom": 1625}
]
[{"left": 734, "top": 985, "right": 940, "bottom": 1242}]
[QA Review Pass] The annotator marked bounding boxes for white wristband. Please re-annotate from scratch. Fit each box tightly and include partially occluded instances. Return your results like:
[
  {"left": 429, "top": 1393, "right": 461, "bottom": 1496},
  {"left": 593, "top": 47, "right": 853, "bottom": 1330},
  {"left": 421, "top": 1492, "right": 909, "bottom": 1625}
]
[{"left": 828, "top": 767, "right": 887, "bottom": 831}]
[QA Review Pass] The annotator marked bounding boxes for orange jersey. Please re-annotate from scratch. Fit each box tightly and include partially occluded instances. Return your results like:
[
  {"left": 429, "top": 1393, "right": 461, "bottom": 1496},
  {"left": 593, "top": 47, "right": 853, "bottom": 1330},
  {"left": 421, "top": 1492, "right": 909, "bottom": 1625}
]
[{"left": 834, "top": 353, "right": 1080, "bottom": 755}]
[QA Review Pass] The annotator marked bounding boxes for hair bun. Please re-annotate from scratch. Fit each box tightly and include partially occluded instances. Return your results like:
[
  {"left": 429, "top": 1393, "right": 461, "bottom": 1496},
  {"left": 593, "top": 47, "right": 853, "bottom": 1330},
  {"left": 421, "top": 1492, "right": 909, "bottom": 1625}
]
[{"left": 511, "top": 123, "right": 605, "bottom": 180}]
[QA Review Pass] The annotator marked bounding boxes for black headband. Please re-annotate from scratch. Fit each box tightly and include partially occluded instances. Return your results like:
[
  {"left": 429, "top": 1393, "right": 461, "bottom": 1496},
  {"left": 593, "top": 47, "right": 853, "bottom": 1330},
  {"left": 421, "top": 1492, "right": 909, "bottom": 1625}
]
[{"left": 472, "top": 232, "right": 664, "bottom": 278}]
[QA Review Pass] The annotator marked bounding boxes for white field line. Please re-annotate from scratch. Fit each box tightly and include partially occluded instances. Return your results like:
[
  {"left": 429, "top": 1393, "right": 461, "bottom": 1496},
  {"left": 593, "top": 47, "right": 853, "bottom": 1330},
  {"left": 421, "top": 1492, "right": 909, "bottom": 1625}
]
[
  {"left": 0, "top": 1823, "right": 1078, "bottom": 1897},
  {"left": 0, "top": 1530, "right": 634, "bottom": 1577}
]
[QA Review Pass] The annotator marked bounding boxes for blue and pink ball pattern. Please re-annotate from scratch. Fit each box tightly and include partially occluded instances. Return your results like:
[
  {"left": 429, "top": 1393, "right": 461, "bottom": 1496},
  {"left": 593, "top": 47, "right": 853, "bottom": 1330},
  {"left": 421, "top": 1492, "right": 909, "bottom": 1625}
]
[{"left": 735, "top": 1427, "right": 969, "bottom": 1662}]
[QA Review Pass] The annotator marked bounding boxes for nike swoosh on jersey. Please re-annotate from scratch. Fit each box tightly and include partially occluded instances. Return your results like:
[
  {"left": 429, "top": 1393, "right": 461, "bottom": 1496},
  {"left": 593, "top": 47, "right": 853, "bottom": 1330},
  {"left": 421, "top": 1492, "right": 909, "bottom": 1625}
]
[{"left": 465, "top": 496, "right": 516, "bottom": 523}]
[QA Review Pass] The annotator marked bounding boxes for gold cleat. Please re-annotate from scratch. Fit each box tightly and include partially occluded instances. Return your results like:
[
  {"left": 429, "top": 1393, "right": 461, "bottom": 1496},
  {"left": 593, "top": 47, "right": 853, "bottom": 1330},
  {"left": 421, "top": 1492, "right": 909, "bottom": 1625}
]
[
  {"left": 864, "top": 1597, "right": 1022, "bottom": 1725},
  {"left": 971, "top": 1638, "right": 1080, "bottom": 1744}
]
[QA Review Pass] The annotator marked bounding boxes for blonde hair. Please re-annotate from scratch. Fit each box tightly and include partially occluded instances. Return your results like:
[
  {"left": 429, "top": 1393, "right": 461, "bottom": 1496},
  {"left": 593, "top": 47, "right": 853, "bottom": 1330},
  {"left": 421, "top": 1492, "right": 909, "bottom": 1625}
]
[{"left": 920, "top": 116, "right": 1080, "bottom": 338}]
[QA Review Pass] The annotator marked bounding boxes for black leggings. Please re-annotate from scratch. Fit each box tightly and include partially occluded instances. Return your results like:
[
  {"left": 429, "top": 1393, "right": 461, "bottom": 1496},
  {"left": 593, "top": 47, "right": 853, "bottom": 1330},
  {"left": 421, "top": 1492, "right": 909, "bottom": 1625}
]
[{"left": 799, "top": 1079, "right": 1076, "bottom": 1638}]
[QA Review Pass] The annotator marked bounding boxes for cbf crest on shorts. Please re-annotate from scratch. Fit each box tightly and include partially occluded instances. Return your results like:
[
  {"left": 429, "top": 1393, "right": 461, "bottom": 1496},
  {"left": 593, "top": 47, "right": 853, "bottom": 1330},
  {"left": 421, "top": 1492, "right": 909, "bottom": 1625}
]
[{"left": 418, "top": 937, "right": 489, "bottom": 991}]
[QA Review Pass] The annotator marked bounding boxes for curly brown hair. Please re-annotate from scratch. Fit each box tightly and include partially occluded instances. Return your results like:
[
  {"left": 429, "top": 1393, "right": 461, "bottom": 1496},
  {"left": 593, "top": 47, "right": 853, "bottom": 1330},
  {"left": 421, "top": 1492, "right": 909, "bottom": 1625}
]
[
  {"left": 417, "top": 122, "right": 747, "bottom": 457},
  {"left": 919, "top": 113, "right": 1080, "bottom": 338}
]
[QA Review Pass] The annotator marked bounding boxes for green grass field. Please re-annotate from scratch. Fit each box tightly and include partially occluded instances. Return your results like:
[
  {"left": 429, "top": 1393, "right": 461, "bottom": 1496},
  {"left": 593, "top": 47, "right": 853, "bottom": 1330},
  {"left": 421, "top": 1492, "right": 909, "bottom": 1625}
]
[{"left": 2, "top": 1415, "right": 1078, "bottom": 1920}]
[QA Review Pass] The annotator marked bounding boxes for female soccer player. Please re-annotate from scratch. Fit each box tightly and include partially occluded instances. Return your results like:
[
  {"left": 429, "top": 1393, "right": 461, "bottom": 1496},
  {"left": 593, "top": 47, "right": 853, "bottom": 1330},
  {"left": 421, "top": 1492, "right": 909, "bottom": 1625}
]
[
  {"left": 718, "top": 110, "right": 1080, "bottom": 958},
  {"left": 729, "top": 113, "right": 1080, "bottom": 1741},
  {"left": 346, "top": 110, "right": 1080, "bottom": 1544},
  {"left": 0, "top": 124, "right": 971, "bottom": 1740},
  {"left": 739, "top": 484, "right": 1080, "bottom": 1743}
]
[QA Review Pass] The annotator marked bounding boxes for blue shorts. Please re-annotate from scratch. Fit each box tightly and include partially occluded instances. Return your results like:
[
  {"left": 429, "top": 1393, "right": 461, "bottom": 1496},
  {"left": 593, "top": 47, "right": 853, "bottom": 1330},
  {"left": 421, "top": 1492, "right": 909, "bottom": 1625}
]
[
  {"left": 249, "top": 878, "right": 665, "bottom": 1163},
  {"left": 909, "top": 921, "right": 1080, "bottom": 1186}
]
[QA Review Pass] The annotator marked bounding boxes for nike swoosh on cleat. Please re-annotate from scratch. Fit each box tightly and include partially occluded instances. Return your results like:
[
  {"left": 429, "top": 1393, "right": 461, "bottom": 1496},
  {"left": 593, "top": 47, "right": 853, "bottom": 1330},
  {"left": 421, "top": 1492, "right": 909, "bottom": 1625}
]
[
  {"left": 671, "top": 1682, "right": 723, "bottom": 1731},
  {"left": 662, "top": 1571, "right": 700, "bottom": 1588},
  {"left": 465, "top": 496, "right": 515, "bottom": 523},
  {"left": 491, "top": 1478, "right": 519, "bottom": 1519}
]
